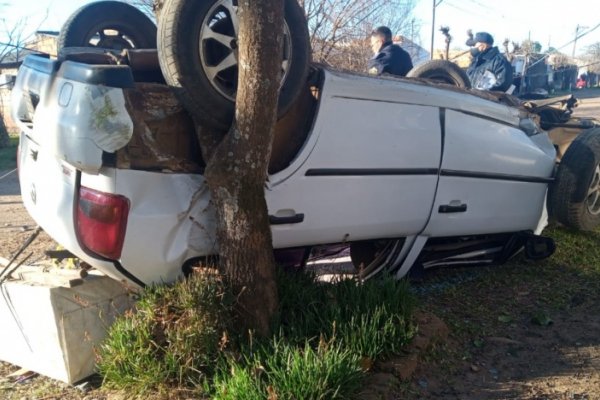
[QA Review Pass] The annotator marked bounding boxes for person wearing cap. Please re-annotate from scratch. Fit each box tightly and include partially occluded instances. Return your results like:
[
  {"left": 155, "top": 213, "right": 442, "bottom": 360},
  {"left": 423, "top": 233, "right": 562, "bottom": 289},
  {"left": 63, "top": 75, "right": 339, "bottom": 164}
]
[
  {"left": 368, "top": 26, "right": 413, "bottom": 77},
  {"left": 466, "top": 32, "right": 513, "bottom": 92}
]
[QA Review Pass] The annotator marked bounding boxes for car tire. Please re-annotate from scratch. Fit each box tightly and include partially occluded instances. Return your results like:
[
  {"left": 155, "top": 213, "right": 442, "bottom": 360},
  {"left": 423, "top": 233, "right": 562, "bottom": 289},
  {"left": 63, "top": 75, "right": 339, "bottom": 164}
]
[
  {"left": 549, "top": 127, "right": 600, "bottom": 231},
  {"left": 407, "top": 60, "right": 471, "bottom": 89},
  {"left": 157, "top": 0, "right": 311, "bottom": 130},
  {"left": 57, "top": 1, "right": 157, "bottom": 51}
]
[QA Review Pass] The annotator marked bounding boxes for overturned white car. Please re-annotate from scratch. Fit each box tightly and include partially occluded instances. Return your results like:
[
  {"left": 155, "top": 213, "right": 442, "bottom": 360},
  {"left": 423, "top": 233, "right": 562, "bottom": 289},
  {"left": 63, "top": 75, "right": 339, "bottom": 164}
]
[{"left": 11, "top": 1, "right": 600, "bottom": 286}]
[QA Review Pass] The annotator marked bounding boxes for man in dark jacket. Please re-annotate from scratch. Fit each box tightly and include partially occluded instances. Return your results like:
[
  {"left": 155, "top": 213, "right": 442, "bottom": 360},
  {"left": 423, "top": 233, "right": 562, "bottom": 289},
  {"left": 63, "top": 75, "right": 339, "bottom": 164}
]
[
  {"left": 466, "top": 32, "right": 513, "bottom": 92},
  {"left": 368, "top": 26, "right": 413, "bottom": 77}
]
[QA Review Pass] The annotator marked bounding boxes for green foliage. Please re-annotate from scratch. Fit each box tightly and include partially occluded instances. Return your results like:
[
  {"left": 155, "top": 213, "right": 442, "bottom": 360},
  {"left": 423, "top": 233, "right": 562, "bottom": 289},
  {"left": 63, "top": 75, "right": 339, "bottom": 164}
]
[
  {"left": 98, "top": 270, "right": 416, "bottom": 398},
  {"left": 213, "top": 338, "right": 363, "bottom": 400},
  {"left": 97, "top": 273, "right": 234, "bottom": 393},
  {"left": 0, "top": 135, "right": 17, "bottom": 171},
  {"left": 212, "top": 364, "right": 264, "bottom": 400},
  {"left": 275, "top": 272, "right": 416, "bottom": 359},
  {"left": 260, "top": 338, "right": 363, "bottom": 400}
]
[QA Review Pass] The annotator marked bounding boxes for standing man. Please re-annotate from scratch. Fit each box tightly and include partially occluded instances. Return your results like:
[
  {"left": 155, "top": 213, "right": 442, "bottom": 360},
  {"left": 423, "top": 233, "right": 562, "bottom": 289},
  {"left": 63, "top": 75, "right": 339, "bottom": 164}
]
[
  {"left": 368, "top": 26, "right": 413, "bottom": 77},
  {"left": 466, "top": 31, "right": 513, "bottom": 92}
]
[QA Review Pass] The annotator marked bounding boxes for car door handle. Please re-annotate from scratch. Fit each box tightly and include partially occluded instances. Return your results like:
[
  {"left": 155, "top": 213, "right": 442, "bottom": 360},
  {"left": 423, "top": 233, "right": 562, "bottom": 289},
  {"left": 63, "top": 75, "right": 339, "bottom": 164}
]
[
  {"left": 438, "top": 204, "right": 467, "bottom": 213},
  {"left": 269, "top": 213, "right": 305, "bottom": 225}
]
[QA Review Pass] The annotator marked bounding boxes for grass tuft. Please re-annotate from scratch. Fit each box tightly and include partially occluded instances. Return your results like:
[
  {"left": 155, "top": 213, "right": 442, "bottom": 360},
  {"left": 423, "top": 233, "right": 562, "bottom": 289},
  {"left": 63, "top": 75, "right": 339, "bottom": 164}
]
[
  {"left": 97, "top": 272, "right": 234, "bottom": 393},
  {"left": 98, "top": 269, "right": 416, "bottom": 398},
  {"left": 275, "top": 272, "right": 417, "bottom": 359}
]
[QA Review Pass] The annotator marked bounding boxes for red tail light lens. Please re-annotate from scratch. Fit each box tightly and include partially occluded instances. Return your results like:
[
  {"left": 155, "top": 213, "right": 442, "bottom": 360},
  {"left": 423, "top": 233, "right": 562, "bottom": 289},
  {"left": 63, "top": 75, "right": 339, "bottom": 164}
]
[{"left": 76, "top": 186, "right": 130, "bottom": 260}]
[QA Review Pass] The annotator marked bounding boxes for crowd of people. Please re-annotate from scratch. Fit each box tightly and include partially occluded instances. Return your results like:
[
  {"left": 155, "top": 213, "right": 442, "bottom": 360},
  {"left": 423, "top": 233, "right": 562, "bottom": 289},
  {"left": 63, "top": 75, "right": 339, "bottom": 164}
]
[{"left": 366, "top": 26, "right": 515, "bottom": 93}]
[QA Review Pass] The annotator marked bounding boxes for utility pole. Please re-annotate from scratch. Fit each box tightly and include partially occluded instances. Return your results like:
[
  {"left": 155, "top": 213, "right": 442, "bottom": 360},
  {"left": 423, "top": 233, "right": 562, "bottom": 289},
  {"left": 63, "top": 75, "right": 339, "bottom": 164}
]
[
  {"left": 572, "top": 24, "right": 588, "bottom": 58},
  {"left": 572, "top": 25, "right": 580, "bottom": 58},
  {"left": 430, "top": 0, "right": 436, "bottom": 59},
  {"left": 430, "top": 0, "right": 444, "bottom": 59},
  {"left": 411, "top": 18, "right": 415, "bottom": 59}
]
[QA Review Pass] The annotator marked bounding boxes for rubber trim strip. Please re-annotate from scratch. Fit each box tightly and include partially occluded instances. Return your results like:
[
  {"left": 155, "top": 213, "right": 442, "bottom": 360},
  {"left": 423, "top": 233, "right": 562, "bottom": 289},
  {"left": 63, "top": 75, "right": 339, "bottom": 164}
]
[
  {"left": 304, "top": 167, "right": 552, "bottom": 183},
  {"left": 112, "top": 261, "right": 146, "bottom": 288},
  {"left": 440, "top": 169, "right": 553, "bottom": 183},
  {"left": 305, "top": 168, "right": 439, "bottom": 176}
]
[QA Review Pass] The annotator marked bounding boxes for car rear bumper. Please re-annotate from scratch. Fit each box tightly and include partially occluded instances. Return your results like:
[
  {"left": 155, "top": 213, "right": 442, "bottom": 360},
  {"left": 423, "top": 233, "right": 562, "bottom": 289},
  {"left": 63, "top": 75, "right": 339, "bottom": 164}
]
[{"left": 18, "top": 132, "right": 217, "bottom": 286}]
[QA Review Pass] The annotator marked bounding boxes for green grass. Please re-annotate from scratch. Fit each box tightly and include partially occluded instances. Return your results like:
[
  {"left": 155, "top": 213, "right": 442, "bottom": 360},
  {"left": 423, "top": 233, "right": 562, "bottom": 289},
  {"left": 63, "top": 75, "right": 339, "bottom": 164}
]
[
  {"left": 97, "top": 270, "right": 417, "bottom": 399},
  {"left": 97, "top": 272, "right": 235, "bottom": 393},
  {"left": 0, "top": 135, "right": 18, "bottom": 171},
  {"left": 213, "top": 338, "right": 364, "bottom": 400},
  {"left": 274, "top": 271, "right": 416, "bottom": 359}
]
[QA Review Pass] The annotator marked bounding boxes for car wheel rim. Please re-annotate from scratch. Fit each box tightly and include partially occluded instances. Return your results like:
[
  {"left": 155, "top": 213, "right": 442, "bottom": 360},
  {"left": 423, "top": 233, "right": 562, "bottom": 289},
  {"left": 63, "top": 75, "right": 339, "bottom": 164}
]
[
  {"left": 88, "top": 29, "right": 136, "bottom": 50},
  {"left": 586, "top": 164, "right": 600, "bottom": 215},
  {"left": 199, "top": 0, "right": 292, "bottom": 101}
]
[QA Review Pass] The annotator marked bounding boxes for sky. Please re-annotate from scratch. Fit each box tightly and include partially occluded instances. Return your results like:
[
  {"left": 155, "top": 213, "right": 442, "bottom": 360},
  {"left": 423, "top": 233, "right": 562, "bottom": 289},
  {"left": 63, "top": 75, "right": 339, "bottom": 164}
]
[
  {"left": 1, "top": 0, "right": 599, "bottom": 57},
  {"left": 412, "top": 0, "right": 600, "bottom": 56}
]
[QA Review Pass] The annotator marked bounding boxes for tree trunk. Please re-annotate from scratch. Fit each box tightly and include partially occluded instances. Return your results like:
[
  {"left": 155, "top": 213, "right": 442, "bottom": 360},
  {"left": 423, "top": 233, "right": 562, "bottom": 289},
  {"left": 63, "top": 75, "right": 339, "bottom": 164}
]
[{"left": 198, "top": 0, "right": 284, "bottom": 336}]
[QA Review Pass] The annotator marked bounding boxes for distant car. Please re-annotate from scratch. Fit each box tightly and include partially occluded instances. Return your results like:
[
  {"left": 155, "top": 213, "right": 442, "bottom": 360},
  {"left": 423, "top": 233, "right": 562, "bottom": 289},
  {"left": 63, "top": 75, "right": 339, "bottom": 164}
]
[
  {"left": 11, "top": 1, "right": 600, "bottom": 286},
  {"left": 576, "top": 78, "right": 587, "bottom": 89}
]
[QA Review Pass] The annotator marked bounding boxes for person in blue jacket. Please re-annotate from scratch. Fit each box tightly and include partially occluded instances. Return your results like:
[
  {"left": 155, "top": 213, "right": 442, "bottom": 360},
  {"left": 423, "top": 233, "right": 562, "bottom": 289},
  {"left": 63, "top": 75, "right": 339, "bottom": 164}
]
[
  {"left": 466, "top": 32, "right": 513, "bottom": 92},
  {"left": 368, "top": 26, "right": 413, "bottom": 77}
]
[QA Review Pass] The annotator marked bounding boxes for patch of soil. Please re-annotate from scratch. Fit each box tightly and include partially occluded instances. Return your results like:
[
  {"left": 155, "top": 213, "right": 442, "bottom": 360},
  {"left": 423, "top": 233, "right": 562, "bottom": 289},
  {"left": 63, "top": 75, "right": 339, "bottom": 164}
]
[
  {"left": 360, "top": 311, "right": 450, "bottom": 400},
  {"left": 0, "top": 169, "right": 57, "bottom": 266},
  {"left": 398, "top": 273, "right": 600, "bottom": 400}
]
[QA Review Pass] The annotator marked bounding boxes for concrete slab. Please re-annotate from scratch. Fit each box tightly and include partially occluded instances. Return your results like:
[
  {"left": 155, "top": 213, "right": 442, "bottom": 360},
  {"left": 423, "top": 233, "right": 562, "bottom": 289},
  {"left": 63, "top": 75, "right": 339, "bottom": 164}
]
[{"left": 0, "top": 269, "right": 134, "bottom": 384}]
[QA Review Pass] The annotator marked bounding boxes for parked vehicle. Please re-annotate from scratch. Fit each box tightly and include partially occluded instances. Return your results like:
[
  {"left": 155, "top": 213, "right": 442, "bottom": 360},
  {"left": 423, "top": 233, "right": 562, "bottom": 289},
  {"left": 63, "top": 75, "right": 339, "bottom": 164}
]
[{"left": 11, "top": 1, "right": 600, "bottom": 286}]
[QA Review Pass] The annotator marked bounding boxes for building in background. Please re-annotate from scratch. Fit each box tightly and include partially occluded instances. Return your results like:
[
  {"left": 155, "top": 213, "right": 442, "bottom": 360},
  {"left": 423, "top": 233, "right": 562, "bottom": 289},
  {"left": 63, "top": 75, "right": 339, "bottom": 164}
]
[{"left": 0, "top": 31, "right": 58, "bottom": 133}]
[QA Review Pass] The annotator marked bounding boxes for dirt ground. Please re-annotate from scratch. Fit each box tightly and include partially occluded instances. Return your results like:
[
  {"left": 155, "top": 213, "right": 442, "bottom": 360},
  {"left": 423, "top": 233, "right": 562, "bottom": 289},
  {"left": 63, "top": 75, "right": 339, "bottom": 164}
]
[
  {"left": 1, "top": 88, "right": 600, "bottom": 399},
  {"left": 0, "top": 170, "right": 57, "bottom": 266},
  {"left": 404, "top": 284, "right": 600, "bottom": 400}
]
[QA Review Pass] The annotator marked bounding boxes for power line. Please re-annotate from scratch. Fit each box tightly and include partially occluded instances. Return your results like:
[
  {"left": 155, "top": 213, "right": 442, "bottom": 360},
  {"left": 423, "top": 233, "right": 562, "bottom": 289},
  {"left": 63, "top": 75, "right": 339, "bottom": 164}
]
[
  {"left": 524, "top": 23, "right": 600, "bottom": 72},
  {"left": 564, "top": 23, "right": 600, "bottom": 53}
]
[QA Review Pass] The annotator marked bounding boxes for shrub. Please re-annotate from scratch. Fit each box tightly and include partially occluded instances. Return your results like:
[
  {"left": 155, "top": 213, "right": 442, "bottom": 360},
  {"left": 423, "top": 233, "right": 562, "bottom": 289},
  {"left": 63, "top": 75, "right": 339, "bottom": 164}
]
[{"left": 97, "top": 272, "right": 234, "bottom": 393}]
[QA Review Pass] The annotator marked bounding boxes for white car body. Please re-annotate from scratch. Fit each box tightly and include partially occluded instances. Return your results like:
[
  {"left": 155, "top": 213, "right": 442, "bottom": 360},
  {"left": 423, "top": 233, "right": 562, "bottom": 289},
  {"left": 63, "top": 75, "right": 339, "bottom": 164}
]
[{"left": 13, "top": 55, "right": 555, "bottom": 286}]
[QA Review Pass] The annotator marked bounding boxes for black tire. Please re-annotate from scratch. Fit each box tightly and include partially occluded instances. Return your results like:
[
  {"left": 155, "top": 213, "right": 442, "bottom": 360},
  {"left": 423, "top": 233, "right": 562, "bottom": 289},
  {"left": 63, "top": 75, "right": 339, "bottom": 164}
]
[
  {"left": 549, "top": 127, "right": 600, "bottom": 231},
  {"left": 58, "top": 1, "right": 157, "bottom": 51},
  {"left": 407, "top": 60, "right": 471, "bottom": 89},
  {"left": 157, "top": 0, "right": 311, "bottom": 130}
]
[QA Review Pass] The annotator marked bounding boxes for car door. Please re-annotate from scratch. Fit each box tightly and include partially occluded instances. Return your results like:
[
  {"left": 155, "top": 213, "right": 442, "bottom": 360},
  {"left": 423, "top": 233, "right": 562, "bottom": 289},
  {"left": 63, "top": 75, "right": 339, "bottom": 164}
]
[
  {"left": 266, "top": 71, "right": 443, "bottom": 249},
  {"left": 423, "top": 108, "right": 556, "bottom": 237}
]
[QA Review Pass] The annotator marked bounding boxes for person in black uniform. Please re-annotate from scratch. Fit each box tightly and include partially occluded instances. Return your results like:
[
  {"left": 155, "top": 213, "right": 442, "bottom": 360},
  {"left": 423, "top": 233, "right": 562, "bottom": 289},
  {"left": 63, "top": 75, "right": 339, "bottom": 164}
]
[
  {"left": 368, "top": 26, "right": 413, "bottom": 77},
  {"left": 465, "top": 31, "right": 513, "bottom": 92}
]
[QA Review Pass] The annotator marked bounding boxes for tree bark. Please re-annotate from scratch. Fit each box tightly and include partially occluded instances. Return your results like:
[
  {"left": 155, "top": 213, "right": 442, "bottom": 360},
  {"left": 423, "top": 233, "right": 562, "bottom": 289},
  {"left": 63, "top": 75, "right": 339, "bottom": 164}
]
[{"left": 197, "top": 0, "right": 284, "bottom": 336}]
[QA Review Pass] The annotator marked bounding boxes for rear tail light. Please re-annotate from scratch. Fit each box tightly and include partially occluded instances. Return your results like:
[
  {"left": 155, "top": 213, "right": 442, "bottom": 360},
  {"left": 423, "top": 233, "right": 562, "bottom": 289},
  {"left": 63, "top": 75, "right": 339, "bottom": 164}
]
[{"left": 76, "top": 186, "right": 130, "bottom": 260}]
